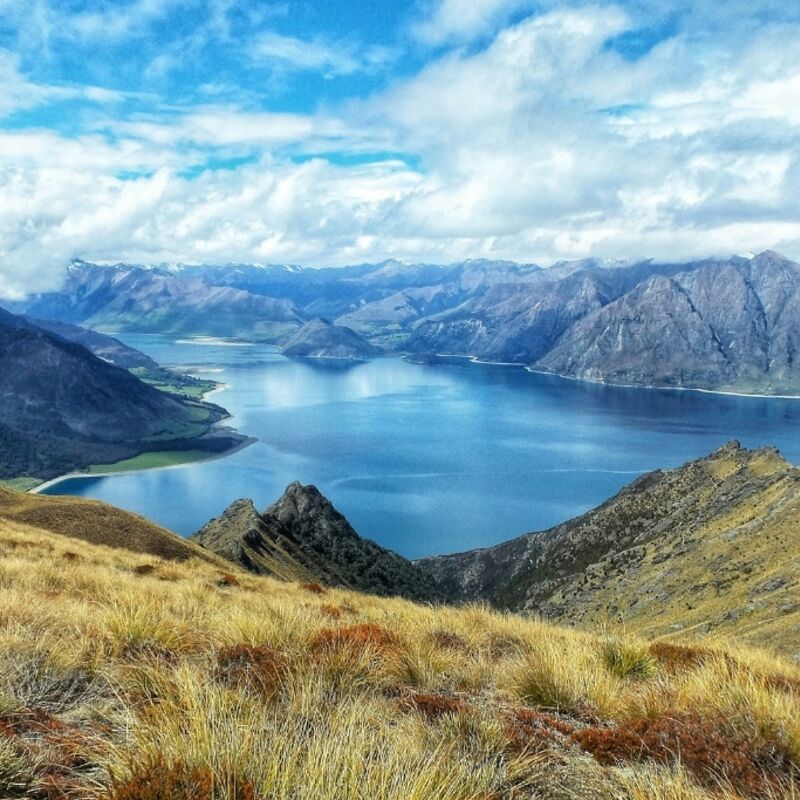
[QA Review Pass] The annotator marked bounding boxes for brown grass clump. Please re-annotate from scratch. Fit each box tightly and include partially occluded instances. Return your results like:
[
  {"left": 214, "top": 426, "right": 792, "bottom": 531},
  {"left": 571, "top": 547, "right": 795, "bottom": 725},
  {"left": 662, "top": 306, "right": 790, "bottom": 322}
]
[
  {"left": 574, "top": 712, "right": 797, "bottom": 798},
  {"left": 217, "top": 572, "right": 240, "bottom": 588},
  {"left": 216, "top": 644, "right": 289, "bottom": 695},
  {"left": 109, "top": 757, "right": 260, "bottom": 800},
  {"left": 503, "top": 707, "right": 576, "bottom": 754},
  {"left": 396, "top": 692, "right": 467, "bottom": 721},
  {"left": 649, "top": 642, "right": 710, "bottom": 672},
  {"left": 429, "top": 630, "right": 470, "bottom": 653},
  {"left": 300, "top": 582, "right": 326, "bottom": 595},
  {"left": 310, "top": 624, "right": 399, "bottom": 656}
]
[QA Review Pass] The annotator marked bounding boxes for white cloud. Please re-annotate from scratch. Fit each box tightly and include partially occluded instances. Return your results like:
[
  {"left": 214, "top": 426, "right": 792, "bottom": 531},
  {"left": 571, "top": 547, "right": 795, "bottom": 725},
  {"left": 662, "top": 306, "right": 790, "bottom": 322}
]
[
  {"left": 2, "top": 3, "right": 800, "bottom": 298},
  {"left": 412, "top": 0, "right": 535, "bottom": 45}
]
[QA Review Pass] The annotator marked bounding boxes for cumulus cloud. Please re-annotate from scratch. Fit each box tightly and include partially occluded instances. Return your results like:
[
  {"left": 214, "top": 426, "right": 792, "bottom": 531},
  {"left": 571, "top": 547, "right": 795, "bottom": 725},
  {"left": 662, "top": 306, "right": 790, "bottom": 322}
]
[{"left": 1, "top": 1, "right": 800, "bottom": 297}]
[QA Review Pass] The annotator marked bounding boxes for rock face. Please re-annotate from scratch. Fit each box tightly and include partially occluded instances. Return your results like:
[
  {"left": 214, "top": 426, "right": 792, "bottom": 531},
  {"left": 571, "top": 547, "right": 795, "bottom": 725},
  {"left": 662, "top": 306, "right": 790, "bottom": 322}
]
[
  {"left": 0, "top": 307, "right": 229, "bottom": 480},
  {"left": 192, "top": 482, "right": 439, "bottom": 601},
  {"left": 534, "top": 252, "right": 800, "bottom": 392},
  {"left": 281, "top": 318, "right": 382, "bottom": 359},
  {"left": 419, "top": 441, "right": 800, "bottom": 654}
]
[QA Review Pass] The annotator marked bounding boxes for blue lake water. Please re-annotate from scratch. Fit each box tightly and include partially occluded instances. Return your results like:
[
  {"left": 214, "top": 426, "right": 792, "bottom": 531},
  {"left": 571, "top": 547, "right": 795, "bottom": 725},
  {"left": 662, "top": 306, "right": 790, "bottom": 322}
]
[{"left": 43, "top": 335, "right": 800, "bottom": 558}]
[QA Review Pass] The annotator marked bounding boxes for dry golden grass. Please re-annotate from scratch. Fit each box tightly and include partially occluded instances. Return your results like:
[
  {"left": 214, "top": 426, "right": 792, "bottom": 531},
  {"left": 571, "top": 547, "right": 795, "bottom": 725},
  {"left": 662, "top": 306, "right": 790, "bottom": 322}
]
[{"left": 0, "top": 516, "right": 798, "bottom": 799}]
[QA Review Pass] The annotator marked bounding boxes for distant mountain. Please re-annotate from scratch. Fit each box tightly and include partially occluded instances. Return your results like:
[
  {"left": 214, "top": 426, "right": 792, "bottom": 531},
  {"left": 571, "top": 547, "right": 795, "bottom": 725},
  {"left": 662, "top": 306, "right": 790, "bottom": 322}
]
[
  {"left": 26, "top": 316, "right": 160, "bottom": 371},
  {"left": 20, "top": 263, "right": 304, "bottom": 343},
  {"left": 192, "top": 482, "right": 439, "bottom": 601},
  {"left": 16, "top": 250, "right": 800, "bottom": 393},
  {"left": 535, "top": 252, "right": 800, "bottom": 393},
  {"left": 281, "top": 318, "right": 382, "bottom": 359},
  {"left": 0, "top": 307, "right": 235, "bottom": 481},
  {"left": 419, "top": 441, "right": 800, "bottom": 655}
]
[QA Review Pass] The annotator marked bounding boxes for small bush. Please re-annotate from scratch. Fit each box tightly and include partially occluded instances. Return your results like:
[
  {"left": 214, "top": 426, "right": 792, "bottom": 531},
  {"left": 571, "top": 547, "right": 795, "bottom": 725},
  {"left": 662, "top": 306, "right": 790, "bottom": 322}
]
[
  {"left": 396, "top": 692, "right": 466, "bottom": 720},
  {"left": 319, "top": 604, "right": 342, "bottom": 619},
  {"left": 649, "top": 642, "right": 709, "bottom": 672},
  {"left": 503, "top": 708, "right": 575, "bottom": 754},
  {"left": 429, "top": 630, "right": 470, "bottom": 653},
  {"left": 216, "top": 644, "right": 289, "bottom": 695},
  {"left": 110, "top": 757, "right": 259, "bottom": 800},
  {"left": 310, "top": 624, "right": 398, "bottom": 657},
  {"left": 602, "top": 637, "right": 658, "bottom": 680},
  {"left": 574, "top": 712, "right": 797, "bottom": 798}
]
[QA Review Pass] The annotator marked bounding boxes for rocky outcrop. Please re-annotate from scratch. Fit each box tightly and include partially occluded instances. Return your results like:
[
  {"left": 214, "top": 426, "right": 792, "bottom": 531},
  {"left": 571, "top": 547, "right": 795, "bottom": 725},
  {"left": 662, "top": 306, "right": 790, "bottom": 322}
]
[{"left": 192, "top": 482, "right": 440, "bottom": 601}]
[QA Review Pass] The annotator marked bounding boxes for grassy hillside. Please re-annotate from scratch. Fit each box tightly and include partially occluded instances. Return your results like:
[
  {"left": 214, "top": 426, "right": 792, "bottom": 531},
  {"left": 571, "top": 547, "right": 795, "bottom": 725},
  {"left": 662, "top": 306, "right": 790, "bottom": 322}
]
[
  {"left": 0, "top": 516, "right": 798, "bottom": 799},
  {"left": 0, "top": 488, "right": 226, "bottom": 566},
  {"left": 421, "top": 442, "right": 800, "bottom": 657}
]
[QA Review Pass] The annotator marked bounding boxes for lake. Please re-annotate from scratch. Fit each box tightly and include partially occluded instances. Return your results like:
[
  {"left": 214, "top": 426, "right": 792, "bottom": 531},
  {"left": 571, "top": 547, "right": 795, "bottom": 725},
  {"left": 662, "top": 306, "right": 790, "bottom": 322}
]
[{"left": 42, "top": 335, "right": 800, "bottom": 558}]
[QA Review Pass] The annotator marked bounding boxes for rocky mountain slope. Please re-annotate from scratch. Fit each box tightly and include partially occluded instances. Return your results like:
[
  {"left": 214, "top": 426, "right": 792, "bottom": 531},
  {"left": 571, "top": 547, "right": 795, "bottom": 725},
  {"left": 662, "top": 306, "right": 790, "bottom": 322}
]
[
  {"left": 420, "top": 441, "right": 800, "bottom": 655},
  {"left": 536, "top": 251, "right": 800, "bottom": 392},
  {"left": 281, "top": 318, "right": 382, "bottom": 359},
  {"left": 0, "top": 308, "right": 236, "bottom": 481},
  {"left": 192, "top": 482, "right": 438, "bottom": 601}
]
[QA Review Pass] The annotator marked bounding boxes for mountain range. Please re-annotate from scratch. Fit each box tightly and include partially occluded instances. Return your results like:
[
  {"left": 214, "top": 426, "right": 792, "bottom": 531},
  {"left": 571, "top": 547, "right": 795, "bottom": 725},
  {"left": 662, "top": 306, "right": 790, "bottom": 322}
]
[{"left": 13, "top": 250, "right": 800, "bottom": 393}]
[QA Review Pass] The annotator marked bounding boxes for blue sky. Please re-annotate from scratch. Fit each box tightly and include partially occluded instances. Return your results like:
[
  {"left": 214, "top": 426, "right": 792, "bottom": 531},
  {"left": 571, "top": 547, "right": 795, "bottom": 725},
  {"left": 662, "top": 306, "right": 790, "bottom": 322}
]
[{"left": 1, "top": 0, "right": 800, "bottom": 295}]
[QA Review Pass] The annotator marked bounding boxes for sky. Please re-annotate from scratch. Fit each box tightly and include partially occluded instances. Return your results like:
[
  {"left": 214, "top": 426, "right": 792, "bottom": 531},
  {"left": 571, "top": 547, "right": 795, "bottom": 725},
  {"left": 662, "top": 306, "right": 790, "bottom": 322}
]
[{"left": 1, "top": 0, "right": 800, "bottom": 296}]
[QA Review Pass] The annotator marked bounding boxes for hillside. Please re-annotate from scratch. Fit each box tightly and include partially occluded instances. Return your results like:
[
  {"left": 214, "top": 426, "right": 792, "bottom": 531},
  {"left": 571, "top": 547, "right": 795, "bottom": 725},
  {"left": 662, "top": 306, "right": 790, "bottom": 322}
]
[
  {"left": 0, "top": 511, "right": 798, "bottom": 799},
  {"left": 192, "top": 482, "right": 438, "bottom": 601},
  {"left": 281, "top": 318, "right": 382, "bottom": 359},
  {"left": 420, "top": 441, "right": 800, "bottom": 656},
  {"left": 0, "top": 308, "right": 242, "bottom": 482},
  {"left": 0, "top": 486, "right": 226, "bottom": 566}
]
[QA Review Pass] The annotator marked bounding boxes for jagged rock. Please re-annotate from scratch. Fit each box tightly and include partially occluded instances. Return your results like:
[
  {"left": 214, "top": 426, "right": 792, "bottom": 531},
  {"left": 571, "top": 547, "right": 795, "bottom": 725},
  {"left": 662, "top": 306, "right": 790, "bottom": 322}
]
[{"left": 192, "top": 482, "right": 439, "bottom": 601}]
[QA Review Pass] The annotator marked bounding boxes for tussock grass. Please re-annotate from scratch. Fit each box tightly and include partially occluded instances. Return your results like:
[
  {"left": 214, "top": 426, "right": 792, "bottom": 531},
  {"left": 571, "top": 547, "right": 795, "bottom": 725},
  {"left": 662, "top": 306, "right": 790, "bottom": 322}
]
[{"left": 0, "top": 516, "right": 798, "bottom": 799}]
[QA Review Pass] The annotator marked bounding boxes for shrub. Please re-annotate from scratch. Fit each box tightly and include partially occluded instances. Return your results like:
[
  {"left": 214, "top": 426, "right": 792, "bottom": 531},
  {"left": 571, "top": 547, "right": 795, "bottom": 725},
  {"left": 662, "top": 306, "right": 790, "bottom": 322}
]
[
  {"left": 503, "top": 708, "right": 575, "bottom": 754},
  {"left": 396, "top": 692, "right": 466, "bottom": 721},
  {"left": 429, "top": 630, "right": 469, "bottom": 653},
  {"left": 319, "top": 604, "right": 342, "bottom": 619},
  {"left": 110, "top": 757, "right": 259, "bottom": 800},
  {"left": 310, "top": 624, "right": 398, "bottom": 657},
  {"left": 574, "top": 712, "right": 797, "bottom": 798},
  {"left": 649, "top": 642, "right": 709, "bottom": 672},
  {"left": 216, "top": 645, "right": 289, "bottom": 696}
]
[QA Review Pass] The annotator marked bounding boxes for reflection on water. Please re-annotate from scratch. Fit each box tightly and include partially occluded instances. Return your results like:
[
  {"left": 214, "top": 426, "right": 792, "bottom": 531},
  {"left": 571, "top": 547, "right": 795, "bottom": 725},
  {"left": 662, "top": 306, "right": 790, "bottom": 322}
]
[{"left": 43, "top": 335, "right": 800, "bottom": 558}]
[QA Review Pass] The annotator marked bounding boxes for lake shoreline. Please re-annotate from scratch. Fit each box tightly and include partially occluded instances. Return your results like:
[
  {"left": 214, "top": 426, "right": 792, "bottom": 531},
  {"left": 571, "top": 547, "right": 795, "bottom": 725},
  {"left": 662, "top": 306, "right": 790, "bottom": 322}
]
[
  {"left": 30, "top": 379, "right": 257, "bottom": 495},
  {"left": 30, "top": 435, "right": 257, "bottom": 494},
  {"left": 412, "top": 352, "right": 800, "bottom": 400}
]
